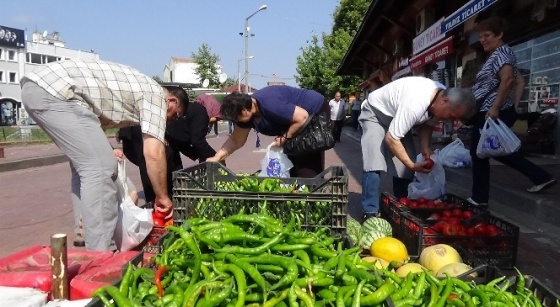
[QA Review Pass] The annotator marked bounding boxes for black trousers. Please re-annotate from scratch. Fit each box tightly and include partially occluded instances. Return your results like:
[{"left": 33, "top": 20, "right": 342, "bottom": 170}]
[{"left": 331, "top": 119, "right": 344, "bottom": 141}]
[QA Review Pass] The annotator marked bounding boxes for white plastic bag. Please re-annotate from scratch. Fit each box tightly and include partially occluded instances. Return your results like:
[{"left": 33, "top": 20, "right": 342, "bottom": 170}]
[
  {"left": 258, "top": 143, "right": 293, "bottom": 178},
  {"left": 439, "top": 139, "right": 471, "bottom": 168},
  {"left": 476, "top": 118, "right": 521, "bottom": 159},
  {"left": 408, "top": 153, "right": 446, "bottom": 200},
  {"left": 113, "top": 160, "right": 153, "bottom": 251}
]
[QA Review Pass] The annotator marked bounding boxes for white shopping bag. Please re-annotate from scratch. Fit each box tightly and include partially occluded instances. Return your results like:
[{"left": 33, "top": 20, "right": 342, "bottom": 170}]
[
  {"left": 113, "top": 160, "right": 153, "bottom": 251},
  {"left": 476, "top": 118, "right": 521, "bottom": 159},
  {"left": 408, "top": 153, "right": 446, "bottom": 200},
  {"left": 439, "top": 139, "right": 471, "bottom": 168},
  {"left": 258, "top": 143, "right": 293, "bottom": 178}
]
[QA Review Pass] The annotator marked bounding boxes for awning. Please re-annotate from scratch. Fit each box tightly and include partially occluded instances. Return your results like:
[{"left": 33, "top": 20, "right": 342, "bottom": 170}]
[
  {"left": 391, "top": 66, "right": 412, "bottom": 81},
  {"left": 409, "top": 36, "right": 454, "bottom": 70}
]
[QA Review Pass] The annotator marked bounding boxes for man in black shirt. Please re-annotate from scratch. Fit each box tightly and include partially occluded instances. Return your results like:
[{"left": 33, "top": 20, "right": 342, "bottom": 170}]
[{"left": 117, "top": 92, "right": 216, "bottom": 202}]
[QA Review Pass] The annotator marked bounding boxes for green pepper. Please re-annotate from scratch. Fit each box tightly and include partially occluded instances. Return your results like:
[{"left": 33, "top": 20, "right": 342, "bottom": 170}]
[
  {"left": 352, "top": 280, "right": 366, "bottom": 307},
  {"left": 214, "top": 263, "right": 246, "bottom": 307},
  {"left": 360, "top": 281, "right": 396, "bottom": 306},
  {"left": 96, "top": 285, "right": 138, "bottom": 307},
  {"left": 262, "top": 289, "right": 290, "bottom": 307},
  {"left": 225, "top": 254, "right": 268, "bottom": 293},
  {"left": 295, "top": 288, "right": 314, "bottom": 307}
]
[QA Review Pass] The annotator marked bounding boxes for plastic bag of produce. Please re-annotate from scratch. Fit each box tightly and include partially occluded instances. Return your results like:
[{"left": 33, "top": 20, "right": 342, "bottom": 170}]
[
  {"left": 259, "top": 143, "right": 293, "bottom": 178},
  {"left": 114, "top": 160, "right": 153, "bottom": 251},
  {"left": 439, "top": 139, "right": 471, "bottom": 168},
  {"left": 408, "top": 153, "right": 445, "bottom": 200},
  {"left": 476, "top": 118, "right": 521, "bottom": 158}
]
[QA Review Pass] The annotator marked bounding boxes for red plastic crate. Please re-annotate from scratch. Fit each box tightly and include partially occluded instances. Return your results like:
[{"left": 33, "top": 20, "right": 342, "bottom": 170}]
[
  {"left": 70, "top": 251, "right": 142, "bottom": 300},
  {"left": 398, "top": 211, "right": 519, "bottom": 269},
  {"left": 0, "top": 246, "right": 113, "bottom": 293}
]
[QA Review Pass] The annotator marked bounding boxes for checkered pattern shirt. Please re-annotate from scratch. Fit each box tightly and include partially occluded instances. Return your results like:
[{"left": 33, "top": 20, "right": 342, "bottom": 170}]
[{"left": 21, "top": 59, "right": 167, "bottom": 142}]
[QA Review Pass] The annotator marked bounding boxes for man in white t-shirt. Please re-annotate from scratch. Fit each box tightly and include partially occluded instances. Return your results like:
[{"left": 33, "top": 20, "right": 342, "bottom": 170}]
[
  {"left": 329, "top": 91, "right": 346, "bottom": 142},
  {"left": 359, "top": 76, "right": 476, "bottom": 220}
]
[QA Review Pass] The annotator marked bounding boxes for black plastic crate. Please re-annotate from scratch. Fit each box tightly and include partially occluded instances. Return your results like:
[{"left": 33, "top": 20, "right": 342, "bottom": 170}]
[
  {"left": 172, "top": 162, "right": 348, "bottom": 234},
  {"left": 456, "top": 264, "right": 503, "bottom": 284},
  {"left": 399, "top": 211, "right": 519, "bottom": 269},
  {"left": 380, "top": 192, "right": 404, "bottom": 237}
]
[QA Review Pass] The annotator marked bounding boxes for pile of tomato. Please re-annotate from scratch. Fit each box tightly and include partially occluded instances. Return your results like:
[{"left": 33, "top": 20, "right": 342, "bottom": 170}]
[
  {"left": 397, "top": 196, "right": 461, "bottom": 210},
  {"left": 427, "top": 209, "right": 503, "bottom": 237}
]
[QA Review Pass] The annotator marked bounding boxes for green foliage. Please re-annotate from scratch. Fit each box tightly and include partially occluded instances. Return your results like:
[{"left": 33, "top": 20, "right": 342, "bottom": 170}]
[
  {"left": 295, "top": 0, "right": 371, "bottom": 98},
  {"left": 212, "top": 94, "right": 228, "bottom": 103},
  {"left": 191, "top": 43, "right": 222, "bottom": 88}
]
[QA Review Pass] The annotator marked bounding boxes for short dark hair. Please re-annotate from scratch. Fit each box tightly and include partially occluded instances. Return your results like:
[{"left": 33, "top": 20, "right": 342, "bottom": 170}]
[
  {"left": 221, "top": 91, "right": 252, "bottom": 120},
  {"left": 162, "top": 85, "right": 189, "bottom": 106},
  {"left": 477, "top": 17, "right": 508, "bottom": 36}
]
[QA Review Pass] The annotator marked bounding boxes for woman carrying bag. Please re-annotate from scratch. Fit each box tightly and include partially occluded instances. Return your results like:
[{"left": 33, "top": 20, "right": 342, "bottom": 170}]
[{"left": 468, "top": 17, "right": 556, "bottom": 208}]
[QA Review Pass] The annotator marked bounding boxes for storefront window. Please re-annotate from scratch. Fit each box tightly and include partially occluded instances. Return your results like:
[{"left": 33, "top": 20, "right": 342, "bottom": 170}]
[{"left": 512, "top": 29, "right": 560, "bottom": 114}]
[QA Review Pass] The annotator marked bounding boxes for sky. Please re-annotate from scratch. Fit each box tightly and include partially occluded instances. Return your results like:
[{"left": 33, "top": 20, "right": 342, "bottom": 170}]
[{"left": 0, "top": 0, "right": 340, "bottom": 89}]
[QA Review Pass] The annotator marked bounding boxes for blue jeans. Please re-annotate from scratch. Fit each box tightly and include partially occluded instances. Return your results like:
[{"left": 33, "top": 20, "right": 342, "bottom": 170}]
[
  {"left": 361, "top": 171, "right": 411, "bottom": 213},
  {"left": 470, "top": 107, "right": 552, "bottom": 203}
]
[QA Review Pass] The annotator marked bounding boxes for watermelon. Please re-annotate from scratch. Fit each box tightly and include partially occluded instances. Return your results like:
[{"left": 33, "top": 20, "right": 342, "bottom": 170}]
[
  {"left": 362, "top": 217, "right": 392, "bottom": 237},
  {"left": 359, "top": 230, "right": 386, "bottom": 249},
  {"left": 346, "top": 216, "right": 363, "bottom": 245}
]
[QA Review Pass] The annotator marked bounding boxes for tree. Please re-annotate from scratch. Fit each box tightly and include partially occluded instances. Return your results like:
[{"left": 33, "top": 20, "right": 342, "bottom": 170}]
[
  {"left": 296, "top": 0, "right": 370, "bottom": 97},
  {"left": 221, "top": 77, "right": 236, "bottom": 88},
  {"left": 191, "top": 43, "right": 221, "bottom": 88}
]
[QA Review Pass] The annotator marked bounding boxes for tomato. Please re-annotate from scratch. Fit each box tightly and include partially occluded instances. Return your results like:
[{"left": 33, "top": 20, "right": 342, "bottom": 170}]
[
  {"left": 153, "top": 218, "right": 165, "bottom": 227},
  {"left": 485, "top": 224, "right": 500, "bottom": 236},
  {"left": 442, "top": 210, "right": 453, "bottom": 218},
  {"left": 164, "top": 219, "right": 174, "bottom": 226},
  {"left": 424, "top": 158, "right": 434, "bottom": 170},
  {"left": 428, "top": 213, "right": 440, "bottom": 220},
  {"left": 424, "top": 227, "right": 438, "bottom": 235},
  {"left": 462, "top": 210, "right": 474, "bottom": 220},
  {"left": 466, "top": 227, "right": 475, "bottom": 236},
  {"left": 417, "top": 197, "right": 427, "bottom": 204},
  {"left": 452, "top": 208, "right": 464, "bottom": 218},
  {"left": 153, "top": 211, "right": 166, "bottom": 221},
  {"left": 447, "top": 217, "right": 461, "bottom": 225},
  {"left": 409, "top": 201, "right": 419, "bottom": 208},
  {"left": 442, "top": 224, "right": 461, "bottom": 236},
  {"left": 433, "top": 221, "right": 446, "bottom": 232},
  {"left": 426, "top": 200, "right": 436, "bottom": 208},
  {"left": 399, "top": 197, "right": 411, "bottom": 206},
  {"left": 473, "top": 223, "right": 487, "bottom": 236}
]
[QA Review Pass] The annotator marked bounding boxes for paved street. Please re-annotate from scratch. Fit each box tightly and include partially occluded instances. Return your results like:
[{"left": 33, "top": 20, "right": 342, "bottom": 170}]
[{"left": 0, "top": 124, "right": 559, "bottom": 292}]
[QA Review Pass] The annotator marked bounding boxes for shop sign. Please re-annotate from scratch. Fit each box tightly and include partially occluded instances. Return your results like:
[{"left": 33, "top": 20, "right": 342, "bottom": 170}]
[
  {"left": 413, "top": 18, "right": 445, "bottom": 55},
  {"left": 409, "top": 37, "right": 454, "bottom": 70},
  {"left": 441, "top": 0, "right": 498, "bottom": 33},
  {"left": 0, "top": 25, "right": 25, "bottom": 48}
]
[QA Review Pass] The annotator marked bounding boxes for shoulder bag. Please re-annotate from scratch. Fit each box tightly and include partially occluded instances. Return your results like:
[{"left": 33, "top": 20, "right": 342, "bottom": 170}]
[{"left": 283, "top": 112, "right": 335, "bottom": 156}]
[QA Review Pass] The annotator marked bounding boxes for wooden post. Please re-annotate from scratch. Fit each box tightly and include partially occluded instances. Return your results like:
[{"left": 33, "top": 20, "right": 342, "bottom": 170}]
[{"left": 51, "top": 233, "right": 69, "bottom": 300}]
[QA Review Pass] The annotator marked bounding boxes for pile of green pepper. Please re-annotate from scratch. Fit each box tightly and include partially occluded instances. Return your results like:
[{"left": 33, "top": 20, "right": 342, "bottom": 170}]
[
  {"left": 92, "top": 213, "right": 552, "bottom": 307},
  {"left": 194, "top": 176, "right": 332, "bottom": 230}
]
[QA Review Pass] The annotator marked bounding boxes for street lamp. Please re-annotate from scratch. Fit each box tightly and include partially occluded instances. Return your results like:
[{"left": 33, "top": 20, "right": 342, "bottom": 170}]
[
  {"left": 244, "top": 4, "right": 267, "bottom": 93},
  {"left": 238, "top": 56, "right": 254, "bottom": 92}
]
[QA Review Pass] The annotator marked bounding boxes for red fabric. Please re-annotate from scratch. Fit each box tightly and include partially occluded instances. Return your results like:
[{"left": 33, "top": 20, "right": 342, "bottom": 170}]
[
  {"left": 194, "top": 94, "right": 222, "bottom": 119},
  {"left": 0, "top": 246, "right": 113, "bottom": 294},
  {"left": 70, "top": 251, "right": 139, "bottom": 300}
]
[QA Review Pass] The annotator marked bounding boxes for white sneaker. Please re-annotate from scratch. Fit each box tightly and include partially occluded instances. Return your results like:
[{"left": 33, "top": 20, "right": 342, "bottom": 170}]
[
  {"left": 466, "top": 197, "right": 488, "bottom": 208},
  {"left": 527, "top": 178, "right": 557, "bottom": 193}
]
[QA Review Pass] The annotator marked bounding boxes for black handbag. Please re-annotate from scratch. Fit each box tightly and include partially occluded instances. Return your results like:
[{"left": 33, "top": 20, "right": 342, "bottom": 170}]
[{"left": 283, "top": 112, "right": 335, "bottom": 156}]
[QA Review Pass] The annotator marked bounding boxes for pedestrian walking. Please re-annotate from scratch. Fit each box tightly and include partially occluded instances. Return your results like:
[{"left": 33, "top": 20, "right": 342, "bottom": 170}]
[
  {"left": 468, "top": 17, "right": 556, "bottom": 207},
  {"left": 329, "top": 91, "right": 346, "bottom": 142}
]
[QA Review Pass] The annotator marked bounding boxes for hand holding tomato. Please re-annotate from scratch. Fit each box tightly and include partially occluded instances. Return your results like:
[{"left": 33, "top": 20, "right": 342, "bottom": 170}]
[{"left": 423, "top": 158, "right": 434, "bottom": 170}]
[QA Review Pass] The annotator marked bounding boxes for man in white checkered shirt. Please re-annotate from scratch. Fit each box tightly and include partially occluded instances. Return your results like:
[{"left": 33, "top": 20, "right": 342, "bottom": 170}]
[{"left": 20, "top": 59, "right": 184, "bottom": 251}]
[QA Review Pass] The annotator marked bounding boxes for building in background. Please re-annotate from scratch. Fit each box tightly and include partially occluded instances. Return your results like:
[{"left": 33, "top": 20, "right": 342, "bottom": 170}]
[{"left": 0, "top": 26, "right": 98, "bottom": 125}]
